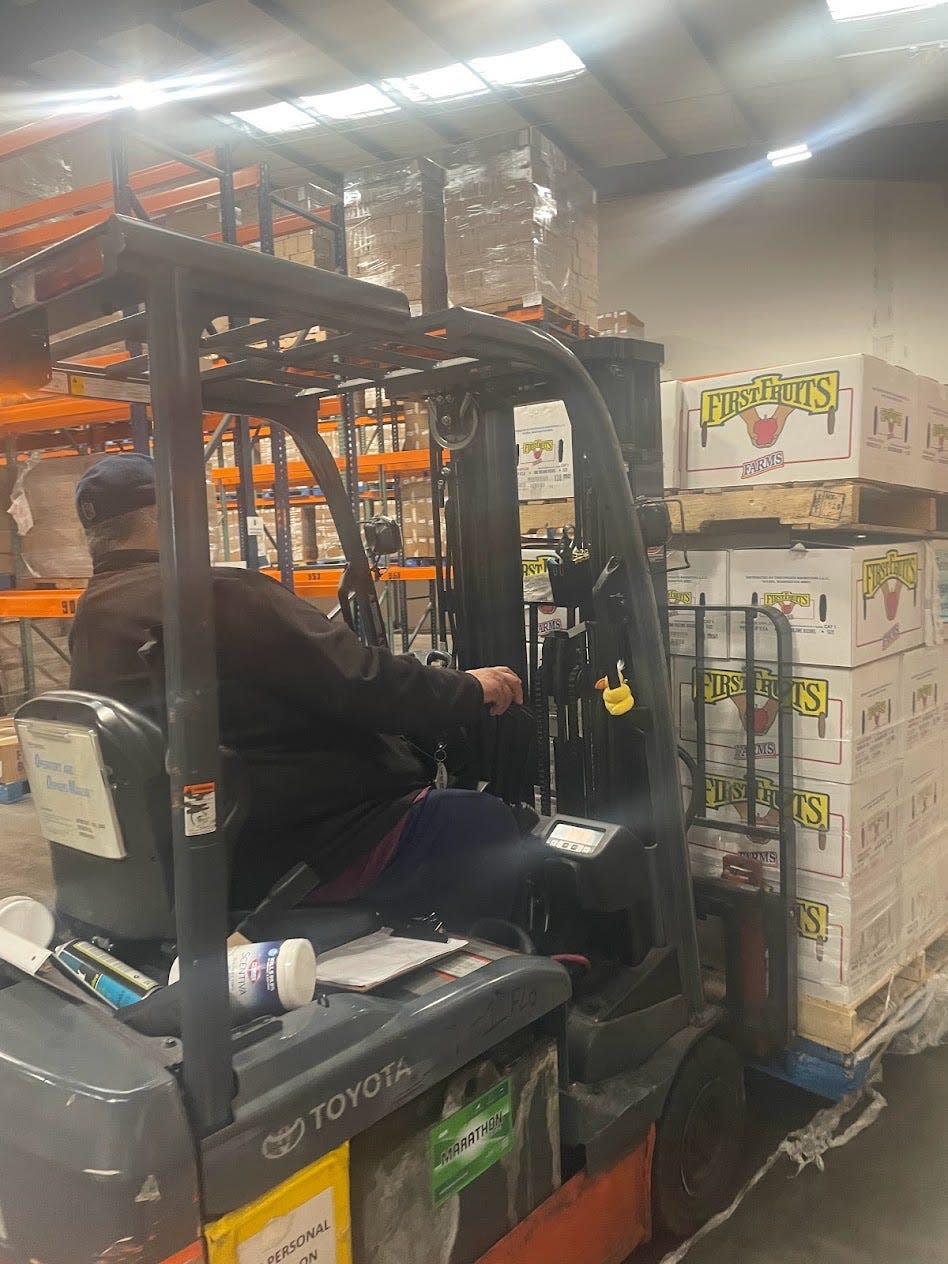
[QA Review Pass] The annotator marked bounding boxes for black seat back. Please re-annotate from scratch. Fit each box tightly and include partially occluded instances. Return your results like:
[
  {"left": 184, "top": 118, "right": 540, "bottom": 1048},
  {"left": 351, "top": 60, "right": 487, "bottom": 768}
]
[{"left": 15, "top": 691, "right": 246, "bottom": 942}]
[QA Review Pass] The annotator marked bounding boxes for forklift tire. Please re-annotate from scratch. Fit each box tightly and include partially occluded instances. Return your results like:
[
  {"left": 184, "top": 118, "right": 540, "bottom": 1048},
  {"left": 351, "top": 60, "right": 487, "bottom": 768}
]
[{"left": 652, "top": 1036, "right": 745, "bottom": 1238}]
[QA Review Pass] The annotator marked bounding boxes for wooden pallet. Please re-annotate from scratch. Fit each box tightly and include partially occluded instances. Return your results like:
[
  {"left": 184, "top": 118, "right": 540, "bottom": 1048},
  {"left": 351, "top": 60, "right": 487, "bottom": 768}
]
[
  {"left": 798, "top": 922, "right": 948, "bottom": 1054},
  {"left": 520, "top": 499, "right": 575, "bottom": 535},
  {"left": 670, "top": 479, "right": 942, "bottom": 536},
  {"left": 0, "top": 778, "right": 29, "bottom": 804},
  {"left": 477, "top": 295, "right": 597, "bottom": 339}
]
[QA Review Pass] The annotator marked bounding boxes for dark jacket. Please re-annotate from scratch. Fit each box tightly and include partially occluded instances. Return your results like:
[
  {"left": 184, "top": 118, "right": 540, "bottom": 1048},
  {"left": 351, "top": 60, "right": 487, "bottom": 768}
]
[{"left": 68, "top": 551, "right": 484, "bottom": 898}]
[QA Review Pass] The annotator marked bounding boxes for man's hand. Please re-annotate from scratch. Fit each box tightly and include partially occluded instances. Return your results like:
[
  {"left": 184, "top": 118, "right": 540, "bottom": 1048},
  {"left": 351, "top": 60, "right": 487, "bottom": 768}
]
[{"left": 466, "top": 666, "right": 524, "bottom": 716}]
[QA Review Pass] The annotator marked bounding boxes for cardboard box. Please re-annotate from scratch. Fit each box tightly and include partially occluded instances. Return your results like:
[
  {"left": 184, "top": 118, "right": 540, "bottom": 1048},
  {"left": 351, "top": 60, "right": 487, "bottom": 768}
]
[
  {"left": 794, "top": 871, "right": 902, "bottom": 1004},
  {"left": 344, "top": 157, "right": 447, "bottom": 311},
  {"left": 917, "top": 376, "right": 948, "bottom": 493},
  {"left": 680, "top": 355, "right": 918, "bottom": 490},
  {"left": 0, "top": 731, "right": 25, "bottom": 785},
  {"left": 444, "top": 129, "right": 598, "bottom": 324},
  {"left": 728, "top": 544, "right": 927, "bottom": 667},
  {"left": 929, "top": 543, "right": 948, "bottom": 634},
  {"left": 522, "top": 547, "right": 568, "bottom": 643},
  {"left": 689, "top": 759, "right": 902, "bottom": 888},
  {"left": 901, "top": 837, "right": 943, "bottom": 956},
  {"left": 673, "top": 654, "right": 902, "bottom": 783},
  {"left": 901, "top": 645, "right": 947, "bottom": 752},
  {"left": 901, "top": 738, "right": 943, "bottom": 854},
  {"left": 689, "top": 837, "right": 901, "bottom": 1003},
  {"left": 515, "top": 401, "right": 574, "bottom": 502},
  {"left": 660, "top": 380, "right": 681, "bottom": 490},
  {"left": 666, "top": 549, "right": 729, "bottom": 656},
  {"left": 597, "top": 311, "right": 645, "bottom": 338}
]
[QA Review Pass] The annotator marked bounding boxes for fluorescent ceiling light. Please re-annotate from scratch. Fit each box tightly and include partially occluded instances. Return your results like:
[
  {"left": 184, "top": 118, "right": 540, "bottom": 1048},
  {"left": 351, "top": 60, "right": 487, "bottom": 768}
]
[
  {"left": 827, "top": 0, "right": 947, "bottom": 18},
  {"left": 470, "top": 39, "right": 585, "bottom": 87},
  {"left": 234, "top": 101, "right": 313, "bottom": 133},
  {"left": 383, "top": 63, "right": 487, "bottom": 103},
  {"left": 767, "top": 142, "right": 813, "bottom": 167},
  {"left": 301, "top": 83, "right": 396, "bottom": 120}
]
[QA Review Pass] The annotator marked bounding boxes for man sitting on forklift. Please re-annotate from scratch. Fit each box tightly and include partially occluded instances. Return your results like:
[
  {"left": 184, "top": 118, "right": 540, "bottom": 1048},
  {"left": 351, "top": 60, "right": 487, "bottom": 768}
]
[{"left": 68, "top": 452, "right": 526, "bottom": 928}]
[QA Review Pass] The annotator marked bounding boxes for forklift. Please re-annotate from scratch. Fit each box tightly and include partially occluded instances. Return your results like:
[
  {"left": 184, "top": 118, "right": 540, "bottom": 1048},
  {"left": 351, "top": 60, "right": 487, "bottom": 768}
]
[{"left": 0, "top": 216, "right": 796, "bottom": 1264}]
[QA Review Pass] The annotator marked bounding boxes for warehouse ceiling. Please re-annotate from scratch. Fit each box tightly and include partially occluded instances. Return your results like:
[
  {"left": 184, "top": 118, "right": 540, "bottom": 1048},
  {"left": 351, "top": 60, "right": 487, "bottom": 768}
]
[{"left": 3, "top": 0, "right": 948, "bottom": 194}]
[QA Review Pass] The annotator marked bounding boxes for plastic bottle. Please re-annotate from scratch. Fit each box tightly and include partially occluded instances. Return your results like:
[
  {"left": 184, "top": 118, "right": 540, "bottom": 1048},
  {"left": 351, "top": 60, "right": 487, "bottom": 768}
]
[
  {"left": 168, "top": 939, "right": 316, "bottom": 1019},
  {"left": 53, "top": 940, "right": 162, "bottom": 1009}
]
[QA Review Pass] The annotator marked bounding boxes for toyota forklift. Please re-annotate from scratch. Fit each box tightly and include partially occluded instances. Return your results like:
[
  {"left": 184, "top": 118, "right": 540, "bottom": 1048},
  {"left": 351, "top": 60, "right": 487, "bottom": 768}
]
[{"left": 0, "top": 217, "right": 796, "bottom": 1264}]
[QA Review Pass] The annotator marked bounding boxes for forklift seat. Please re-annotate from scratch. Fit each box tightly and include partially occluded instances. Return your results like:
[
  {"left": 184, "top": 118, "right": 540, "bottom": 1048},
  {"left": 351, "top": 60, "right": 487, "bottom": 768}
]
[{"left": 14, "top": 691, "right": 377, "bottom": 948}]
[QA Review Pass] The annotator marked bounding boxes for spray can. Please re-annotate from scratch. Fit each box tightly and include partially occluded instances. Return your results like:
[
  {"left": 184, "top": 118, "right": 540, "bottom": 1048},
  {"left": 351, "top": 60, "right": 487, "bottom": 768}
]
[
  {"left": 54, "top": 940, "right": 161, "bottom": 1009},
  {"left": 169, "top": 939, "right": 316, "bottom": 1020}
]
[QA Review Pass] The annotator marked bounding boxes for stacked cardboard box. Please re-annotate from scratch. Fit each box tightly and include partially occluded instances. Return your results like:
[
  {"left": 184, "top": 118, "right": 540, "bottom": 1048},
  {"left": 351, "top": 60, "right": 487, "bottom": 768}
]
[
  {"left": 671, "top": 541, "right": 946, "bottom": 1004},
  {"left": 398, "top": 400, "right": 440, "bottom": 561},
  {"left": 0, "top": 716, "right": 25, "bottom": 791},
  {"left": 672, "top": 354, "right": 946, "bottom": 494},
  {"left": 7, "top": 454, "right": 100, "bottom": 580},
  {"left": 0, "top": 460, "right": 13, "bottom": 578},
  {"left": 660, "top": 381, "right": 682, "bottom": 491},
  {"left": 272, "top": 226, "right": 336, "bottom": 272},
  {"left": 344, "top": 158, "right": 447, "bottom": 313},
  {"left": 443, "top": 129, "right": 598, "bottom": 325},
  {"left": 0, "top": 619, "right": 72, "bottom": 712},
  {"left": 597, "top": 311, "right": 645, "bottom": 338}
]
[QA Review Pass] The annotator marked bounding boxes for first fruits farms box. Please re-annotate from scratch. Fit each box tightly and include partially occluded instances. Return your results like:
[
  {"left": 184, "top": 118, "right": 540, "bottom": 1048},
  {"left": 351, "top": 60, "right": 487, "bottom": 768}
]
[{"left": 681, "top": 354, "right": 918, "bottom": 490}]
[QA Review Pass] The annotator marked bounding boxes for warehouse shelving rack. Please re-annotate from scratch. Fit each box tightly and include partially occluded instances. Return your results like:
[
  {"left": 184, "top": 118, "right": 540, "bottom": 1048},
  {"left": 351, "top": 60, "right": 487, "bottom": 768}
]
[{"left": 0, "top": 113, "right": 446, "bottom": 687}]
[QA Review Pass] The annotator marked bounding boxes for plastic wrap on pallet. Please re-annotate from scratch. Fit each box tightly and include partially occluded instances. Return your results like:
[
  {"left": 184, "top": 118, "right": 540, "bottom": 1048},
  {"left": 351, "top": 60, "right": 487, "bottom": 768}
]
[
  {"left": 8, "top": 454, "right": 101, "bottom": 578},
  {"left": 0, "top": 146, "right": 73, "bottom": 217},
  {"left": 344, "top": 158, "right": 446, "bottom": 311},
  {"left": 8, "top": 455, "right": 225, "bottom": 577},
  {"left": 443, "top": 129, "right": 598, "bottom": 325}
]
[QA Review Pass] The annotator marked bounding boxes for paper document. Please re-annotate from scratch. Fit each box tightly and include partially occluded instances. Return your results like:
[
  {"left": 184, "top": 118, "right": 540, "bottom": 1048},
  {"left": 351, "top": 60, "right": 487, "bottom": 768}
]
[{"left": 315, "top": 928, "right": 468, "bottom": 991}]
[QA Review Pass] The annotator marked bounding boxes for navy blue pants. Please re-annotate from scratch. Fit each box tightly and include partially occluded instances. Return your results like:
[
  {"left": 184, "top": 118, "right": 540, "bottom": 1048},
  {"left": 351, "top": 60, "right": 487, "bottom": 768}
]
[{"left": 362, "top": 789, "right": 524, "bottom": 928}]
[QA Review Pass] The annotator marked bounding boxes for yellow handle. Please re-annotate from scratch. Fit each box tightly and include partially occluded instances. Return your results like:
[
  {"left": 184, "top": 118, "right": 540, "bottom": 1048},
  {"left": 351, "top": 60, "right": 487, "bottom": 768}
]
[{"left": 596, "top": 669, "right": 635, "bottom": 716}]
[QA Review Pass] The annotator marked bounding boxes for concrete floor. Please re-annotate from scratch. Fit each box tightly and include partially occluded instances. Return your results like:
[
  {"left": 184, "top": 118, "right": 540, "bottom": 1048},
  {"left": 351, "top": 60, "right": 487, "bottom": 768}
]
[{"left": 1, "top": 800, "right": 946, "bottom": 1264}]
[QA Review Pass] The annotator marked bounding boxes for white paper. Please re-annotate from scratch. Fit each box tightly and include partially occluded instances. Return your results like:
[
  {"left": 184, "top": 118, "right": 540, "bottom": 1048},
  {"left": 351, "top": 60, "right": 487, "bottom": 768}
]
[
  {"left": 16, "top": 719, "right": 125, "bottom": 859},
  {"left": 315, "top": 929, "right": 468, "bottom": 991},
  {"left": 237, "top": 1187, "right": 337, "bottom": 1264}
]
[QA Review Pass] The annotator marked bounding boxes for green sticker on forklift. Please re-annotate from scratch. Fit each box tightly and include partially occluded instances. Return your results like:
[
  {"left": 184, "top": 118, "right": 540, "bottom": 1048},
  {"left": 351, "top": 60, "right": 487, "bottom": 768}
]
[{"left": 429, "top": 1078, "right": 513, "bottom": 1206}]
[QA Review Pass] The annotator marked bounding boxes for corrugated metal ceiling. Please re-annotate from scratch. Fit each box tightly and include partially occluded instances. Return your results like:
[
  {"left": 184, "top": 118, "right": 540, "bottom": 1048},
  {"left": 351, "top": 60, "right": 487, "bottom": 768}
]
[{"left": 3, "top": 0, "right": 947, "bottom": 191}]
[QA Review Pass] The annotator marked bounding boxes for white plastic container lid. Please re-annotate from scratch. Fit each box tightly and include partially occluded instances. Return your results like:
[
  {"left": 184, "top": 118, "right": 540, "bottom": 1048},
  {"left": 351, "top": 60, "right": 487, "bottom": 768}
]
[
  {"left": 0, "top": 895, "right": 55, "bottom": 947},
  {"left": 276, "top": 938, "right": 317, "bottom": 1010}
]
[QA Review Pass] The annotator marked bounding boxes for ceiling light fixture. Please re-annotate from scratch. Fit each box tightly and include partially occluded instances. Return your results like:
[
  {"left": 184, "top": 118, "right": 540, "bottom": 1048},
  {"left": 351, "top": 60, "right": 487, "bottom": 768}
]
[
  {"left": 767, "top": 142, "right": 813, "bottom": 167},
  {"left": 229, "top": 38, "right": 587, "bottom": 135},
  {"left": 300, "top": 83, "right": 396, "bottom": 121},
  {"left": 382, "top": 63, "right": 487, "bottom": 104},
  {"left": 470, "top": 39, "right": 585, "bottom": 87},
  {"left": 233, "top": 101, "right": 314, "bottom": 133},
  {"left": 827, "top": 0, "right": 947, "bottom": 19}
]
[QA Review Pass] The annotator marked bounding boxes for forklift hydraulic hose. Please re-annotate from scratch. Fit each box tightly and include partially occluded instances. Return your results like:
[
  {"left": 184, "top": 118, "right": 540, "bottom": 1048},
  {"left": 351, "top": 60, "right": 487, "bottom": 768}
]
[{"left": 677, "top": 744, "right": 699, "bottom": 830}]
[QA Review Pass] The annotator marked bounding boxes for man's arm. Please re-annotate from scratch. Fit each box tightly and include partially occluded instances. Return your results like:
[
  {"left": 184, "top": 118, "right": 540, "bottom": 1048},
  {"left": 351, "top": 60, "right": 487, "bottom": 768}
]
[{"left": 215, "top": 570, "right": 519, "bottom": 734}]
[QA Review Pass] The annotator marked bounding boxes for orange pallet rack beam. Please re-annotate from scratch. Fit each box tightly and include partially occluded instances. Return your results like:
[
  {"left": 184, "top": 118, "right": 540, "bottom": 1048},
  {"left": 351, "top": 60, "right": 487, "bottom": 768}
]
[
  {"left": 0, "top": 569, "right": 438, "bottom": 618},
  {"left": 209, "top": 447, "right": 433, "bottom": 489}
]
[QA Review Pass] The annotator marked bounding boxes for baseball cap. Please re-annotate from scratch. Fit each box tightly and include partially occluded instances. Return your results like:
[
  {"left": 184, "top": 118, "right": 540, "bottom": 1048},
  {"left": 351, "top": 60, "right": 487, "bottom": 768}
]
[{"left": 75, "top": 452, "right": 156, "bottom": 526}]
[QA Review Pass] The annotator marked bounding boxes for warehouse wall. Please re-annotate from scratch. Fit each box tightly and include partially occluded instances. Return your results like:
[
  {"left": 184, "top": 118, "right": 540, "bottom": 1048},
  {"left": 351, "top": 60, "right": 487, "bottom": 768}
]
[{"left": 599, "top": 177, "right": 948, "bottom": 382}]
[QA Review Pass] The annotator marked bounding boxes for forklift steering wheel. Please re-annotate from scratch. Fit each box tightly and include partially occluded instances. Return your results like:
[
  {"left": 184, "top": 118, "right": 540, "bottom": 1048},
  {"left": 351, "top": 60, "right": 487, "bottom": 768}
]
[{"left": 426, "top": 649, "right": 454, "bottom": 668}]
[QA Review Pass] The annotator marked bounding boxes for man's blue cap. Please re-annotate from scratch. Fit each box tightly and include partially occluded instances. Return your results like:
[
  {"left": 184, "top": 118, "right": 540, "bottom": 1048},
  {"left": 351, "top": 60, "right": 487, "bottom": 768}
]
[{"left": 75, "top": 453, "right": 157, "bottom": 526}]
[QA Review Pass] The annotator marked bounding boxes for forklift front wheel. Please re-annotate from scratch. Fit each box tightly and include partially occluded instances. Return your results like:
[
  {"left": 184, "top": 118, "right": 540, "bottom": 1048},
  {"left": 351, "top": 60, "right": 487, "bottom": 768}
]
[{"left": 652, "top": 1036, "right": 745, "bottom": 1238}]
